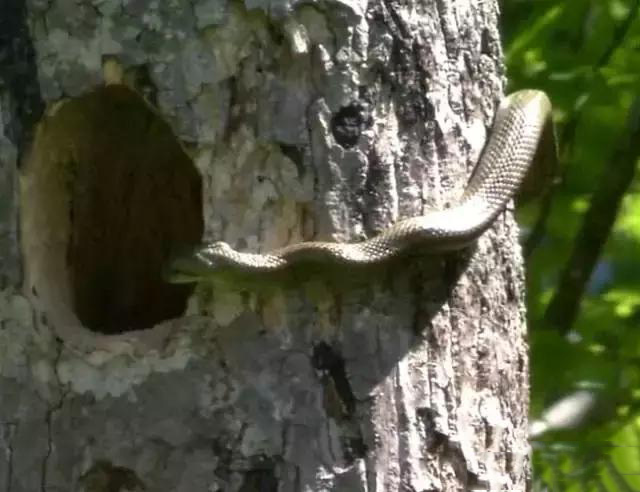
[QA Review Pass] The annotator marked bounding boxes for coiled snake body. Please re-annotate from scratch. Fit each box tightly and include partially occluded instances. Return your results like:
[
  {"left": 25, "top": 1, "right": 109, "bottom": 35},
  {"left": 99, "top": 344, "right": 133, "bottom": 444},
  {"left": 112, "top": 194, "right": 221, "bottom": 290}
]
[{"left": 167, "top": 90, "right": 552, "bottom": 282}]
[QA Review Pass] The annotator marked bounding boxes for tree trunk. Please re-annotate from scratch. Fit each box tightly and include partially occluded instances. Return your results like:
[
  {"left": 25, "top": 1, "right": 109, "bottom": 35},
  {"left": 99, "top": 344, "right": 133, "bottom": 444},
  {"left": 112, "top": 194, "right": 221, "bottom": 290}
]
[{"left": 1, "top": 0, "right": 529, "bottom": 491}]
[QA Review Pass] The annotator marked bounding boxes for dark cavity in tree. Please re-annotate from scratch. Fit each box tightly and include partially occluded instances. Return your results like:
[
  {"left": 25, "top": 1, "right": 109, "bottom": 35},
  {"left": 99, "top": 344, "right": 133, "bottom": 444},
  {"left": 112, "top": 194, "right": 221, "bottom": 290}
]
[
  {"left": 331, "top": 103, "right": 368, "bottom": 148},
  {"left": 78, "top": 460, "right": 146, "bottom": 491},
  {"left": 312, "top": 342, "right": 356, "bottom": 415},
  {"left": 239, "top": 458, "right": 278, "bottom": 492},
  {"left": 22, "top": 85, "right": 203, "bottom": 334}
]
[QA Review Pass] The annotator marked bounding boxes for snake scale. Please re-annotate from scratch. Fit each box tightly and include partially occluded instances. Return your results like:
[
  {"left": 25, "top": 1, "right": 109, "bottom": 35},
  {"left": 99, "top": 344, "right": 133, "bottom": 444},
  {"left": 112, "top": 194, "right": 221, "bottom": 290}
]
[{"left": 166, "top": 90, "right": 552, "bottom": 282}]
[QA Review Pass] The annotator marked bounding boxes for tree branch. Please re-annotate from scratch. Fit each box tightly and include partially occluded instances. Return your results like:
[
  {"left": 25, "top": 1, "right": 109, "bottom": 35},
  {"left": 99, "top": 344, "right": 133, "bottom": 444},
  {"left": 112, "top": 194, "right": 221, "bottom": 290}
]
[
  {"left": 524, "top": 0, "right": 639, "bottom": 259},
  {"left": 542, "top": 97, "right": 640, "bottom": 335}
]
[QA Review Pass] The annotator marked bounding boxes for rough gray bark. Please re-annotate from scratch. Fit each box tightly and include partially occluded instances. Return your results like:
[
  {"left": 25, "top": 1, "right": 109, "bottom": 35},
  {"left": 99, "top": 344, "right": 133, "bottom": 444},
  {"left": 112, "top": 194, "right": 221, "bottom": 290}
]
[{"left": 0, "top": 0, "right": 529, "bottom": 491}]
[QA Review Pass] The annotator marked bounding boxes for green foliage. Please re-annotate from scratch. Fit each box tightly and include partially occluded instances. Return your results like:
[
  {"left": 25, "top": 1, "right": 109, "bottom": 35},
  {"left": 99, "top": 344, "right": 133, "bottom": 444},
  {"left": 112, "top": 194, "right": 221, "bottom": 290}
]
[{"left": 503, "top": 0, "right": 640, "bottom": 489}]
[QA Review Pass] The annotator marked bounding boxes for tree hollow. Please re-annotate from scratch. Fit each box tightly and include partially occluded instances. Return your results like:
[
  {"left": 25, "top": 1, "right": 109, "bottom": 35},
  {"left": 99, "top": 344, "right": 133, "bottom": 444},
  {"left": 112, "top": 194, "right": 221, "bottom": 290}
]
[{"left": 21, "top": 85, "right": 203, "bottom": 334}]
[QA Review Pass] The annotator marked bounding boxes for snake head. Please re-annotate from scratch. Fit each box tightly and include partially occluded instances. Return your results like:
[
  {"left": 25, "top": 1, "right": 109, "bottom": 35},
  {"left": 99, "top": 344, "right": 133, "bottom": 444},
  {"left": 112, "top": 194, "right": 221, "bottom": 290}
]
[{"left": 164, "top": 241, "right": 235, "bottom": 283}]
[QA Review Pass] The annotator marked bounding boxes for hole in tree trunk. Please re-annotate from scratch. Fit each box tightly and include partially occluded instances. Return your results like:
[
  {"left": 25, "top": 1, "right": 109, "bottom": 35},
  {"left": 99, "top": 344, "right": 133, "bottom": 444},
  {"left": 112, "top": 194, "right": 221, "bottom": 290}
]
[{"left": 21, "top": 85, "right": 203, "bottom": 334}]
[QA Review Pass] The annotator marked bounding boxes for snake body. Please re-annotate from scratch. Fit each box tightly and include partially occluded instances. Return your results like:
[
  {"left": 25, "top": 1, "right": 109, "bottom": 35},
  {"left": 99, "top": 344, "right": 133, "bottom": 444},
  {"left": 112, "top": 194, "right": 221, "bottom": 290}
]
[{"left": 167, "top": 90, "right": 552, "bottom": 282}]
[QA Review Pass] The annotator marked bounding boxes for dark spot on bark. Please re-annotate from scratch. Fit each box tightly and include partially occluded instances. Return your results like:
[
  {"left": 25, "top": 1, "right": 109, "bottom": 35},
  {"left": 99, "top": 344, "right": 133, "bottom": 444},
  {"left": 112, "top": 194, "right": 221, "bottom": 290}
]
[
  {"left": 236, "top": 237, "right": 249, "bottom": 250},
  {"left": 0, "top": 0, "right": 44, "bottom": 164},
  {"left": 397, "top": 91, "right": 423, "bottom": 126},
  {"left": 212, "top": 439, "right": 233, "bottom": 482},
  {"left": 344, "top": 437, "right": 368, "bottom": 461},
  {"left": 468, "top": 472, "right": 490, "bottom": 491},
  {"left": 362, "top": 149, "right": 394, "bottom": 235},
  {"left": 78, "top": 460, "right": 146, "bottom": 492},
  {"left": 484, "top": 425, "right": 494, "bottom": 449},
  {"left": 239, "top": 458, "right": 278, "bottom": 492},
  {"left": 506, "top": 448, "right": 514, "bottom": 471},
  {"left": 364, "top": 151, "right": 386, "bottom": 192},
  {"left": 443, "top": 255, "right": 461, "bottom": 286},
  {"left": 434, "top": 123, "right": 450, "bottom": 160},
  {"left": 312, "top": 342, "right": 356, "bottom": 415},
  {"left": 358, "top": 85, "right": 375, "bottom": 105},
  {"left": 278, "top": 143, "right": 306, "bottom": 178},
  {"left": 266, "top": 22, "right": 286, "bottom": 45},
  {"left": 417, "top": 408, "right": 448, "bottom": 452},
  {"left": 506, "top": 278, "right": 517, "bottom": 303},
  {"left": 424, "top": 98, "right": 436, "bottom": 121},
  {"left": 480, "top": 295, "right": 489, "bottom": 312},
  {"left": 125, "top": 63, "right": 158, "bottom": 106},
  {"left": 331, "top": 104, "right": 367, "bottom": 149},
  {"left": 463, "top": 52, "right": 475, "bottom": 78},
  {"left": 225, "top": 76, "right": 242, "bottom": 141},
  {"left": 481, "top": 27, "right": 494, "bottom": 56}
]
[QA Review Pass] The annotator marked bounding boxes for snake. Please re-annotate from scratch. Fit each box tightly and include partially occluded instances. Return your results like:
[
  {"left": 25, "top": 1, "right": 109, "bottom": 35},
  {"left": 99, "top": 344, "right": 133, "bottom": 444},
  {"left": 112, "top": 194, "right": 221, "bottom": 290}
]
[{"left": 166, "top": 90, "right": 553, "bottom": 283}]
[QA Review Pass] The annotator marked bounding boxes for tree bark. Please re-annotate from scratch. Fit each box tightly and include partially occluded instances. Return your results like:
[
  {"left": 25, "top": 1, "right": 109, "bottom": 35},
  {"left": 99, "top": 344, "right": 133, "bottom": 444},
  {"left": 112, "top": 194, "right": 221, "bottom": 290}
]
[{"left": 1, "top": 0, "right": 529, "bottom": 491}]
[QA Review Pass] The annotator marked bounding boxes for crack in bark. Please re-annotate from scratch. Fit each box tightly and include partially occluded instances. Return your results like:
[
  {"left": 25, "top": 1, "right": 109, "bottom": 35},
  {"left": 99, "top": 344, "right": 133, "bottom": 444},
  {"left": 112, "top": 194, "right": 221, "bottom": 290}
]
[
  {"left": 543, "top": 97, "right": 640, "bottom": 335},
  {"left": 434, "top": 0, "right": 457, "bottom": 61},
  {"left": 2, "top": 421, "right": 17, "bottom": 492},
  {"left": 379, "top": 0, "right": 411, "bottom": 41},
  {"left": 525, "top": 1, "right": 639, "bottom": 261},
  {"left": 40, "top": 340, "right": 65, "bottom": 492},
  {"left": 312, "top": 342, "right": 356, "bottom": 417}
]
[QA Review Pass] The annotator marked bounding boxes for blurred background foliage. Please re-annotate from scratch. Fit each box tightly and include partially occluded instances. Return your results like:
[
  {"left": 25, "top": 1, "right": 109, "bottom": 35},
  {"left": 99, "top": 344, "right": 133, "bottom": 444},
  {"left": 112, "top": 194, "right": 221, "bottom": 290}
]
[{"left": 502, "top": 0, "right": 640, "bottom": 489}]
